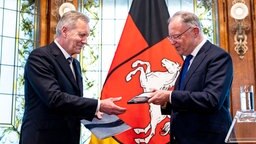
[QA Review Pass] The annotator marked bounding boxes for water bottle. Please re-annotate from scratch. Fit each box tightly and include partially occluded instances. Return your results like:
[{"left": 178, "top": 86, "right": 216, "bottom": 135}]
[{"left": 240, "top": 85, "right": 254, "bottom": 112}]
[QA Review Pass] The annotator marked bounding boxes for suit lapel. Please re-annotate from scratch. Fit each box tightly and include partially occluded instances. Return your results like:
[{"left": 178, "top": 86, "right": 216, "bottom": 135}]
[
  {"left": 50, "top": 42, "right": 79, "bottom": 89},
  {"left": 182, "top": 41, "right": 211, "bottom": 89}
]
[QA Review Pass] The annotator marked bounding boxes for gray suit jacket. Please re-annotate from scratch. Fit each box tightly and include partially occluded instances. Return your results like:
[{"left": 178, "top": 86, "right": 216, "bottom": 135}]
[
  {"left": 19, "top": 42, "right": 98, "bottom": 144},
  {"left": 163, "top": 41, "right": 233, "bottom": 144}
]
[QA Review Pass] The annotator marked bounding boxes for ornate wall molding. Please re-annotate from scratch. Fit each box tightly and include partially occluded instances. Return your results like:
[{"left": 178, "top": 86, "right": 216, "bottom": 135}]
[{"left": 230, "top": 0, "right": 250, "bottom": 59}]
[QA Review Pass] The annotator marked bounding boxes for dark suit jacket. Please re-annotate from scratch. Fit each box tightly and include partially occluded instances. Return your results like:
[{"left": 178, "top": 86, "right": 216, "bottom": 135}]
[
  {"left": 19, "top": 42, "right": 98, "bottom": 144},
  {"left": 162, "top": 41, "right": 233, "bottom": 144}
]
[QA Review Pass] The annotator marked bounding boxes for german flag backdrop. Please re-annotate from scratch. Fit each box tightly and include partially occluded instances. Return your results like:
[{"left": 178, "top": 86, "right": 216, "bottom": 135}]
[{"left": 90, "top": 0, "right": 183, "bottom": 143}]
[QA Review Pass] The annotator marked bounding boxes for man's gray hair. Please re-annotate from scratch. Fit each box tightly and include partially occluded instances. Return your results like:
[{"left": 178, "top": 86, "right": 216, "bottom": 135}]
[
  {"left": 169, "top": 11, "right": 202, "bottom": 31},
  {"left": 56, "top": 11, "right": 90, "bottom": 37}
]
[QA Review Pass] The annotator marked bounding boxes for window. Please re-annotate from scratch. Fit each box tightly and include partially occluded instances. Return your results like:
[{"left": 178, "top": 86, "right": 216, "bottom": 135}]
[{"left": 0, "top": 0, "right": 39, "bottom": 143}]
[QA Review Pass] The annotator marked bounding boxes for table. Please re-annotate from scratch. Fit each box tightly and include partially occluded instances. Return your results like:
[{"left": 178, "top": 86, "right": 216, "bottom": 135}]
[{"left": 225, "top": 111, "right": 256, "bottom": 143}]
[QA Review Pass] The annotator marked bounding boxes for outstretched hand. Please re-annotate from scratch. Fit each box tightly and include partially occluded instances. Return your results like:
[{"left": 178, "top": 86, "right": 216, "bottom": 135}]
[
  {"left": 148, "top": 90, "right": 170, "bottom": 106},
  {"left": 100, "top": 97, "right": 126, "bottom": 115}
]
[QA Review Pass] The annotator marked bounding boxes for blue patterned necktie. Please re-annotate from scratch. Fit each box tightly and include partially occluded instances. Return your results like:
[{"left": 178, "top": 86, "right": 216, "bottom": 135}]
[{"left": 179, "top": 55, "right": 193, "bottom": 90}]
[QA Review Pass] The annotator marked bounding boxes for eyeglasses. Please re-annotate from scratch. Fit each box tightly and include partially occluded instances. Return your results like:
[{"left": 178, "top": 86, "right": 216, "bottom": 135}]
[{"left": 168, "top": 27, "right": 191, "bottom": 41}]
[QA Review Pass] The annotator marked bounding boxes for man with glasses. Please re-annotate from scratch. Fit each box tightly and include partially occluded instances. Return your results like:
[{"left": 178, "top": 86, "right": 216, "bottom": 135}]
[{"left": 148, "top": 11, "right": 233, "bottom": 144}]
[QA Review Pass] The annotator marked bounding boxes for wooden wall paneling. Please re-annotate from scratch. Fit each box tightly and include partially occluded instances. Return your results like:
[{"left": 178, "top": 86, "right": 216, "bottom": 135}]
[
  {"left": 39, "top": 0, "right": 79, "bottom": 45},
  {"left": 72, "top": 0, "right": 78, "bottom": 9},
  {"left": 225, "top": 0, "right": 255, "bottom": 117},
  {"left": 252, "top": 0, "right": 256, "bottom": 76},
  {"left": 39, "top": 0, "right": 50, "bottom": 46},
  {"left": 218, "top": 0, "right": 229, "bottom": 50},
  {"left": 217, "top": 0, "right": 239, "bottom": 116},
  {"left": 218, "top": 1, "right": 256, "bottom": 143},
  {"left": 49, "top": 0, "right": 59, "bottom": 42},
  {"left": 218, "top": 0, "right": 256, "bottom": 129}
]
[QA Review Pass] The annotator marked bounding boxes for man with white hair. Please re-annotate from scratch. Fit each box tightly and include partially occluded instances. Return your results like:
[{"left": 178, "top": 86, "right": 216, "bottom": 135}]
[{"left": 19, "top": 11, "right": 126, "bottom": 144}]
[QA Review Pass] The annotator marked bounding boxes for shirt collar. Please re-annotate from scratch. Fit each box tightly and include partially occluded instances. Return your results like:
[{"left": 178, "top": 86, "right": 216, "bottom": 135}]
[
  {"left": 54, "top": 39, "right": 71, "bottom": 59},
  {"left": 190, "top": 38, "right": 207, "bottom": 57}
]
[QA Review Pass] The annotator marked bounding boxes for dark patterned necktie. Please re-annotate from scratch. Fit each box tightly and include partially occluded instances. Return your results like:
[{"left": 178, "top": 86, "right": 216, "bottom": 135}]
[
  {"left": 67, "top": 57, "right": 76, "bottom": 80},
  {"left": 179, "top": 55, "right": 193, "bottom": 90}
]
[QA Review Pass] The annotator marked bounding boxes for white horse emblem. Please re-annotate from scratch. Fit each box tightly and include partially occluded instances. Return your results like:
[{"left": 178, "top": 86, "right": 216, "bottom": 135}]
[{"left": 126, "top": 58, "right": 181, "bottom": 143}]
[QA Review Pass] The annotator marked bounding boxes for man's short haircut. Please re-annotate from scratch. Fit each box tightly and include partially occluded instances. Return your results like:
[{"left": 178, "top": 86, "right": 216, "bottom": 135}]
[{"left": 55, "top": 11, "right": 90, "bottom": 37}]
